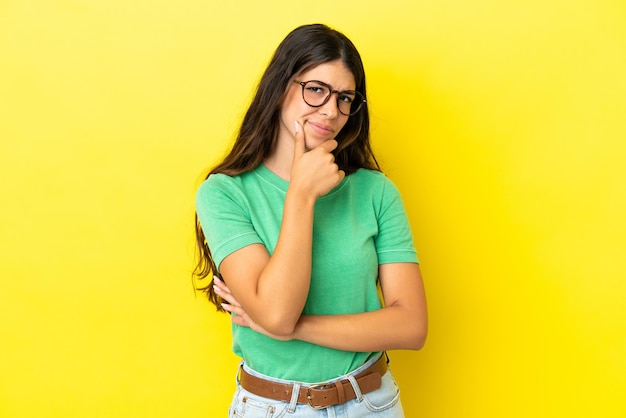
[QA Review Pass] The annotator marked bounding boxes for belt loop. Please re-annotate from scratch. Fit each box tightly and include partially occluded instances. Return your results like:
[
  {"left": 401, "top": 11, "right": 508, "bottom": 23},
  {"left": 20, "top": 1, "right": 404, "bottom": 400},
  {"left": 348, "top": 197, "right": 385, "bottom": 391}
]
[
  {"left": 235, "top": 361, "right": 244, "bottom": 386},
  {"left": 288, "top": 382, "right": 301, "bottom": 413},
  {"left": 334, "top": 381, "right": 346, "bottom": 404},
  {"left": 346, "top": 375, "right": 363, "bottom": 402}
]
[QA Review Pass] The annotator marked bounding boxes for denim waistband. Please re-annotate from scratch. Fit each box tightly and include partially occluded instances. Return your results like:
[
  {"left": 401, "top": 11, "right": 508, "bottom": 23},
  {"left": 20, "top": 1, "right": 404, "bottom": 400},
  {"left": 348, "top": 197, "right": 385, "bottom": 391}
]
[{"left": 239, "top": 352, "right": 385, "bottom": 387}]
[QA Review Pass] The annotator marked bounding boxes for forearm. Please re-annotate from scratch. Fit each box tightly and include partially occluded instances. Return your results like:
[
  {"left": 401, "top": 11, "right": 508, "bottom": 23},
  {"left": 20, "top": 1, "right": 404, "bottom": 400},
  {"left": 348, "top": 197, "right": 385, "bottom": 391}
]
[
  {"left": 292, "top": 305, "right": 427, "bottom": 352},
  {"left": 251, "top": 187, "right": 316, "bottom": 334}
]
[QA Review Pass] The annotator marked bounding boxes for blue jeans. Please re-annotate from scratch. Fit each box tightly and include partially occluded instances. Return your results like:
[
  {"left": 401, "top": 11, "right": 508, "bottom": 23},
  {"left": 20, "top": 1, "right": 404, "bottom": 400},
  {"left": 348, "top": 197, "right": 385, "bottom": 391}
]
[{"left": 228, "top": 355, "right": 405, "bottom": 417}]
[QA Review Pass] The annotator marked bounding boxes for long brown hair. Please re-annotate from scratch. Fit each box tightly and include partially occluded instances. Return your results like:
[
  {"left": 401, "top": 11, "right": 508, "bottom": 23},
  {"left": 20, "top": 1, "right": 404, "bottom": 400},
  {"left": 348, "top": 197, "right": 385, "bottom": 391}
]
[{"left": 193, "top": 24, "right": 381, "bottom": 310}]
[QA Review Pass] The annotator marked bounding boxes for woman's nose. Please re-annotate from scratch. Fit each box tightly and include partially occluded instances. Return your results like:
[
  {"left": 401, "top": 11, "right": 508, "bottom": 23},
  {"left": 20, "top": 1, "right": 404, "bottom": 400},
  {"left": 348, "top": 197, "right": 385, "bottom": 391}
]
[{"left": 318, "top": 94, "right": 339, "bottom": 118}]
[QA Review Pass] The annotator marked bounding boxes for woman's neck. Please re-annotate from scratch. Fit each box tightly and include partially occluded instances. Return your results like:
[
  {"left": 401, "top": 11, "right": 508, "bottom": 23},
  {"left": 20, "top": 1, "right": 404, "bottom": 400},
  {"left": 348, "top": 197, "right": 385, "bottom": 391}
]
[{"left": 263, "top": 130, "right": 295, "bottom": 181}]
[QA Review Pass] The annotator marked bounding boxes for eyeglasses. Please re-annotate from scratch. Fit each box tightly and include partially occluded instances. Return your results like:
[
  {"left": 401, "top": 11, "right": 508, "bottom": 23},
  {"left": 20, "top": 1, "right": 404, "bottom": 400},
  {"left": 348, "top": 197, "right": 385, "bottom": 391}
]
[{"left": 293, "top": 80, "right": 366, "bottom": 116}]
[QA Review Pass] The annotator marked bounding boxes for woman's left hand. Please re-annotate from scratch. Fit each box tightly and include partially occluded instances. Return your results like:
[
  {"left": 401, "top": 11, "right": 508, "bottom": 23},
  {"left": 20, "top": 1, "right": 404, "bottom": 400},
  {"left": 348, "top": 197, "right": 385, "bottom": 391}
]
[{"left": 213, "top": 276, "right": 294, "bottom": 341}]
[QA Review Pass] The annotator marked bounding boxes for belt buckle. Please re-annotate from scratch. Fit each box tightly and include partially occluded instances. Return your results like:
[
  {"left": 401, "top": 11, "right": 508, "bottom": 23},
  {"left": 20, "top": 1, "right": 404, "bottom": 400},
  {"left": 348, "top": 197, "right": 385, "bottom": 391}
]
[{"left": 306, "top": 384, "right": 329, "bottom": 410}]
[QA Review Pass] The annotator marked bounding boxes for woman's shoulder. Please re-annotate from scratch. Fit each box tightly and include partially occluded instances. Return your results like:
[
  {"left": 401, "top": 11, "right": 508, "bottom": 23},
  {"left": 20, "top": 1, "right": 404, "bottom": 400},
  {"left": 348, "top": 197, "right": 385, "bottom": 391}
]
[
  {"left": 346, "top": 169, "right": 405, "bottom": 204},
  {"left": 198, "top": 173, "right": 231, "bottom": 193},
  {"left": 202, "top": 172, "right": 238, "bottom": 185},
  {"left": 196, "top": 171, "right": 250, "bottom": 202},
  {"left": 349, "top": 168, "right": 394, "bottom": 188},
  {"left": 352, "top": 168, "right": 386, "bottom": 179}
]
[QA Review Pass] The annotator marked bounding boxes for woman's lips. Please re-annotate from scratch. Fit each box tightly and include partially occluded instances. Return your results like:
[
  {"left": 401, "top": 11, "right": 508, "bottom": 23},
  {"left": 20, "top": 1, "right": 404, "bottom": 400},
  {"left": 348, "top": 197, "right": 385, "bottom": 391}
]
[{"left": 307, "top": 121, "right": 334, "bottom": 136}]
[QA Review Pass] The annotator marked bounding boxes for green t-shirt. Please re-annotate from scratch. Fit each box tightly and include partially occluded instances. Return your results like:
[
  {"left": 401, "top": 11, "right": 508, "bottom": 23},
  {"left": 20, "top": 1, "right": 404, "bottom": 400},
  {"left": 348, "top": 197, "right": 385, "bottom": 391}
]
[{"left": 196, "top": 164, "right": 418, "bottom": 383}]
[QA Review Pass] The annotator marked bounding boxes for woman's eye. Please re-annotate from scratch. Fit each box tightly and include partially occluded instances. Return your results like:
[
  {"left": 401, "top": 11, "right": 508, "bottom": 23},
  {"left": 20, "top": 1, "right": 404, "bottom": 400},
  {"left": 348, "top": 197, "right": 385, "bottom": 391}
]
[
  {"left": 338, "top": 94, "right": 354, "bottom": 103},
  {"left": 307, "top": 87, "right": 325, "bottom": 94}
]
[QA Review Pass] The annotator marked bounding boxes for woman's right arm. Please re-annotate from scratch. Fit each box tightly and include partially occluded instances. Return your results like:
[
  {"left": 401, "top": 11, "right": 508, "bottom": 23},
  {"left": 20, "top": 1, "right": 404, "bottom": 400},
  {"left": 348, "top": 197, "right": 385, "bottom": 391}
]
[{"left": 218, "top": 121, "right": 344, "bottom": 336}]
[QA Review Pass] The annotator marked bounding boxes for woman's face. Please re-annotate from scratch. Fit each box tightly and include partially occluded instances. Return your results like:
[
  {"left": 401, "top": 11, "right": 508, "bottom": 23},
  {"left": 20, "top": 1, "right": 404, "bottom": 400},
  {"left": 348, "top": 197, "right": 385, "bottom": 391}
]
[{"left": 279, "top": 60, "right": 356, "bottom": 151}]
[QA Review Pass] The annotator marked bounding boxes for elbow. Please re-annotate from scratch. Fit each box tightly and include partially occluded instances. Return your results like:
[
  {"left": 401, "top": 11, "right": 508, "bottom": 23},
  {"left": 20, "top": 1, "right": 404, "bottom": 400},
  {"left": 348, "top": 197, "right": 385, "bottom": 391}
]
[
  {"left": 405, "top": 320, "right": 428, "bottom": 351},
  {"left": 409, "top": 329, "right": 428, "bottom": 350},
  {"left": 259, "top": 312, "right": 299, "bottom": 337}
]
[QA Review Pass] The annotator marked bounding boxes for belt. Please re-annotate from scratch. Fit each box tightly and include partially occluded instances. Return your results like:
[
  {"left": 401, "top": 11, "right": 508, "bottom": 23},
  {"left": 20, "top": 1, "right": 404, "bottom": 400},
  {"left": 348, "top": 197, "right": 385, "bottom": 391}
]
[{"left": 238, "top": 354, "right": 388, "bottom": 409}]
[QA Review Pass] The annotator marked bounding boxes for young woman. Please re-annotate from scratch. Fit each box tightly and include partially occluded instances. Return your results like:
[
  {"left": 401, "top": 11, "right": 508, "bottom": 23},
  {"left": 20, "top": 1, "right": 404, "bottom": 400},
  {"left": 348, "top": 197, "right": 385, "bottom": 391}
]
[{"left": 194, "top": 23, "right": 427, "bottom": 417}]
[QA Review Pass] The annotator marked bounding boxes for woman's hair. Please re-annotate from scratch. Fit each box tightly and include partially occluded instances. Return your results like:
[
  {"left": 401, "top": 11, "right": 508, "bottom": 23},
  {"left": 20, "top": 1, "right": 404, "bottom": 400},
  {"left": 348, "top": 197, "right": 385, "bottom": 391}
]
[{"left": 193, "top": 24, "right": 380, "bottom": 310}]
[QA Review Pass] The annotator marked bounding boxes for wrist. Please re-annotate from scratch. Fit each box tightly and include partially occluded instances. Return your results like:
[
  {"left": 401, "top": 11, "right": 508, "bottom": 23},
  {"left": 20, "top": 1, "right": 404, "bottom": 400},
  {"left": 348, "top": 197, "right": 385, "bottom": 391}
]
[
  {"left": 285, "top": 184, "right": 317, "bottom": 209},
  {"left": 291, "top": 315, "right": 308, "bottom": 341}
]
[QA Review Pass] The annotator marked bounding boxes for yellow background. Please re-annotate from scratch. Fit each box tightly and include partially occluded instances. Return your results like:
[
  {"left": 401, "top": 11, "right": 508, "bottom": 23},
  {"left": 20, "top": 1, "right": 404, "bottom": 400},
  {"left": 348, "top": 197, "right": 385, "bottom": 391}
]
[{"left": 1, "top": 0, "right": 625, "bottom": 417}]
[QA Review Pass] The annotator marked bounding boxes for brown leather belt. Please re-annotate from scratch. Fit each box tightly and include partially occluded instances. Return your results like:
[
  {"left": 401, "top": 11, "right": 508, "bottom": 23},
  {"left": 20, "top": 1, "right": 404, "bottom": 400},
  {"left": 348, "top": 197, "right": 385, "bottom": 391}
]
[{"left": 238, "top": 354, "right": 387, "bottom": 409}]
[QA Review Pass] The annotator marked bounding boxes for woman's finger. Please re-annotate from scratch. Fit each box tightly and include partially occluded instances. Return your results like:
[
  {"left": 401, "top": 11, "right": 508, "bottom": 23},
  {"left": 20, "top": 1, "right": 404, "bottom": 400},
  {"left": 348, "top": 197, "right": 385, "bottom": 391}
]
[
  {"left": 293, "top": 120, "right": 306, "bottom": 159},
  {"left": 213, "top": 276, "right": 234, "bottom": 296},
  {"left": 231, "top": 315, "right": 250, "bottom": 327},
  {"left": 221, "top": 302, "right": 243, "bottom": 317},
  {"left": 214, "top": 284, "right": 240, "bottom": 307},
  {"left": 222, "top": 304, "right": 253, "bottom": 327}
]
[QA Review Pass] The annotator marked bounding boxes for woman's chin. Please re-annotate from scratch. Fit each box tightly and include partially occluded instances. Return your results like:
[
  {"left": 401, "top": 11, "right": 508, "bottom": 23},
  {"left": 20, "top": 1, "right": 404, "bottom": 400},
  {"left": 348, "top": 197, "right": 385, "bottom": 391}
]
[{"left": 305, "top": 135, "right": 334, "bottom": 150}]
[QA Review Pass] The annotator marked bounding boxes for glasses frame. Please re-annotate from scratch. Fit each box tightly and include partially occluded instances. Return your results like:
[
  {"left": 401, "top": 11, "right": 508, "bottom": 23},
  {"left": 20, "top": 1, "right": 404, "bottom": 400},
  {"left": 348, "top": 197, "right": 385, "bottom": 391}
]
[{"left": 293, "top": 80, "right": 366, "bottom": 116}]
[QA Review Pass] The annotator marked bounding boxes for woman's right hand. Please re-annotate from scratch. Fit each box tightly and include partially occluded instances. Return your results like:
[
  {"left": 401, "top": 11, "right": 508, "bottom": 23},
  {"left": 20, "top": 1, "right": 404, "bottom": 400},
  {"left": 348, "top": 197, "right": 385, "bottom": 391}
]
[
  {"left": 289, "top": 120, "right": 345, "bottom": 199},
  {"left": 214, "top": 276, "right": 293, "bottom": 341}
]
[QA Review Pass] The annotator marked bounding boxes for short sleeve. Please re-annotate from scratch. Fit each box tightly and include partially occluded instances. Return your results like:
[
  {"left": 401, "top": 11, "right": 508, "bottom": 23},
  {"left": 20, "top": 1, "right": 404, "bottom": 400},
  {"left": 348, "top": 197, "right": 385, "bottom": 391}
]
[
  {"left": 195, "top": 175, "right": 263, "bottom": 269},
  {"left": 375, "top": 178, "right": 419, "bottom": 264}
]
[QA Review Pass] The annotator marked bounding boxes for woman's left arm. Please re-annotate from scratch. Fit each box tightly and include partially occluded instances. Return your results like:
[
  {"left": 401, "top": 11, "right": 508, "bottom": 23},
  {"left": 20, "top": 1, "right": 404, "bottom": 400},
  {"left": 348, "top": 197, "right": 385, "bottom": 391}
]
[
  {"left": 217, "top": 262, "right": 427, "bottom": 351},
  {"left": 293, "top": 262, "right": 427, "bottom": 351}
]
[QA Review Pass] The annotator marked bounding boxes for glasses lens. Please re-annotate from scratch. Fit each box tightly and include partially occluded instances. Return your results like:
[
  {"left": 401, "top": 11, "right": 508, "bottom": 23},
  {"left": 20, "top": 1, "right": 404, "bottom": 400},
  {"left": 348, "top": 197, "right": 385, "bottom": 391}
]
[
  {"left": 338, "top": 91, "right": 365, "bottom": 116},
  {"left": 302, "top": 81, "right": 330, "bottom": 106}
]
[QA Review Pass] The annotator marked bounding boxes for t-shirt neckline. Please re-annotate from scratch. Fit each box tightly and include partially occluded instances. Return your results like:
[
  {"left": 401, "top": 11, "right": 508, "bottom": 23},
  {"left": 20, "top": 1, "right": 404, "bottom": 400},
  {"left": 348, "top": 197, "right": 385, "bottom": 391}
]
[{"left": 255, "top": 163, "right": 350, "bottom": 198}]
